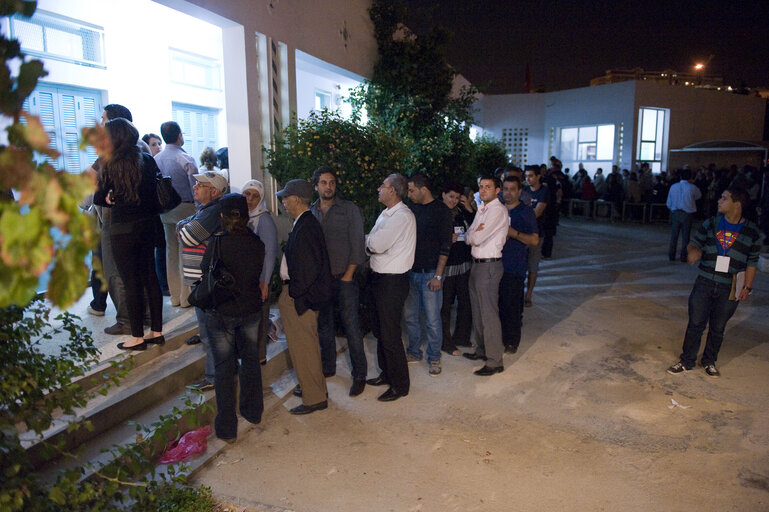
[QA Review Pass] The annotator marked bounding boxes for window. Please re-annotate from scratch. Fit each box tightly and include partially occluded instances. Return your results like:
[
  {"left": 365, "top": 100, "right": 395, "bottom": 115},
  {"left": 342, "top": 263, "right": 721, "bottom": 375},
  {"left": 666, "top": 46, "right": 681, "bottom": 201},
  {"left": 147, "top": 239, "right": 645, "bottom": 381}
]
[
  {"left": 172, "top": 103, "right": 219, "bottom": 168},
  {"left": 314, "top": 90, "right": 331, "bottom": 111},
  {"left": 22, "top": 84, "right": 101, "bottom": 172},
  {"left": 637, "top": 108, "right": 667, "bottom": 173},
  {"left": 559, "top": 124, "right": 615, "bottom": 171},
  {"left": 10, "top": 10, "right": 105, "bottom": 68},
  {"left": 169, "top": 49, "right": 221, "bottom": 90}
]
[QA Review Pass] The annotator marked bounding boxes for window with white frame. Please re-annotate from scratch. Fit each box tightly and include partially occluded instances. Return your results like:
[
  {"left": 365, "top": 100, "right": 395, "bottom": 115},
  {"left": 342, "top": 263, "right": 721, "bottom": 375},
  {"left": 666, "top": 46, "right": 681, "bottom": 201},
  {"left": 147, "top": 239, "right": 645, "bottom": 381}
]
[
  {"left": 314, "top": 90, "right": 331, "bottom": 111},
  {"left": 637, "top": 107, "right": 667, "bottom": 173},
  {"left": 10, "top": 10, "right": 105, "bottom": 68},
  {"left": 172, "top": 103, "right": 219, "bottom": 168},
  {"left": 559, "top": 124, "right": 615, "bottom": 171},
  {"left": 22, "top": 84, "right": 101, "bottom": 172},
  {"left": 169, "top": 49, "right": 221, "bottom": 90}
]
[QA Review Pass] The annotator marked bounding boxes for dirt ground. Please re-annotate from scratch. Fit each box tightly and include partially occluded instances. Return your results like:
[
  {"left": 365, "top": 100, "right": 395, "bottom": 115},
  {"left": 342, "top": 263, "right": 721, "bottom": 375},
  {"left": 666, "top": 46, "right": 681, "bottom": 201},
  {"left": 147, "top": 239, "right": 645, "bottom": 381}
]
[{"left": 193, "top": 219, "right": 769, "bottom": 512}]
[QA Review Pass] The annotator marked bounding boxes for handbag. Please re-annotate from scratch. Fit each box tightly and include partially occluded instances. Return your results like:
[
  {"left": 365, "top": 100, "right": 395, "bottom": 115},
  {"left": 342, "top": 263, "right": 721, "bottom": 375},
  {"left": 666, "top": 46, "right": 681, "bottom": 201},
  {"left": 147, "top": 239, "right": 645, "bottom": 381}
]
[
  {"left": 187, "top": 236, "right": 239, "bottom": 310},
  {"left": 156, "top": 172, "right": 182, "bottom": 213}
]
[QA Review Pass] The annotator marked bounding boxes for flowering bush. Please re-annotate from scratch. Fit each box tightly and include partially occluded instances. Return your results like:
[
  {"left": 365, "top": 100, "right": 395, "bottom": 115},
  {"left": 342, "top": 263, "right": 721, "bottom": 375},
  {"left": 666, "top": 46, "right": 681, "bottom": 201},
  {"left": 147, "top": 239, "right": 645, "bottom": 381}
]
[{"left": 264, "top": 109, "right": 407, "bottom": 225}]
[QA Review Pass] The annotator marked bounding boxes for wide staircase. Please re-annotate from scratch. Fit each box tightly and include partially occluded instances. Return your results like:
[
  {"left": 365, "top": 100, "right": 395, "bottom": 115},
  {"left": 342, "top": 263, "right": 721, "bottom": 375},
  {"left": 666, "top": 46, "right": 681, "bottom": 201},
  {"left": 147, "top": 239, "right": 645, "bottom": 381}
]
[{"left": 21, "top": 306, "right": 301, "bottom": 485}]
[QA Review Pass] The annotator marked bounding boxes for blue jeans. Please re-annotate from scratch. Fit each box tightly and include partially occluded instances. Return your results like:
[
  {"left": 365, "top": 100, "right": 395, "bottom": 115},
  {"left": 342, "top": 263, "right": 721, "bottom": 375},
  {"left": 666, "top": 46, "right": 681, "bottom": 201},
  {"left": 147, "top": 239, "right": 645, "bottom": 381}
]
[
  {"left": 317, "top": 277, "right": 367, "bottom": 380},
  {"left": 669, "top": 210, "right": 693, "bottom": 261},
  {"left": 207, "top": 311, "right": 263, "bottom": 440},
  {"left": 679, "top": 276, "right": 740, "bottom": 368},
  {"left": 195, "top": 306, "right": 215, "bottom": 383},
  {"left": 404, "top": 271, "right": 443, "bottom": 363}
]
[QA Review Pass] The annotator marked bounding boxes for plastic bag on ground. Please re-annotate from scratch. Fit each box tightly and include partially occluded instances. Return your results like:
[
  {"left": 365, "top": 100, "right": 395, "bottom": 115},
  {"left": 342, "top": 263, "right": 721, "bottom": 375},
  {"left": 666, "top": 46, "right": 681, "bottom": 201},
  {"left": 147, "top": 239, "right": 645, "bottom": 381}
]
[{"left": 158, "top": 425, "right": 212, "bottom": 464}]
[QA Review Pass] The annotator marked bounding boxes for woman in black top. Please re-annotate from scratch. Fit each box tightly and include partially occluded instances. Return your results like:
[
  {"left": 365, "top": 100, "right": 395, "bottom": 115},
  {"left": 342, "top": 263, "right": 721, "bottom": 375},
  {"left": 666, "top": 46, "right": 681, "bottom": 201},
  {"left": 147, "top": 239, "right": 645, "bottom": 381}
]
[
  {"left": 94, "top": 118, "right": 164, "bottom": 350},
  {"left": 201, "top": 193, "right": 265, "bottom": 442}
]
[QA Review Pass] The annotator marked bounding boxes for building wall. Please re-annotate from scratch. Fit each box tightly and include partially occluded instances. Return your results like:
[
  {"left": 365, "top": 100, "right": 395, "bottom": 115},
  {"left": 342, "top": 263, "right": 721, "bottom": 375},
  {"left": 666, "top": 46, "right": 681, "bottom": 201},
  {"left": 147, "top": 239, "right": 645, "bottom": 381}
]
[
  {"left": 476, "top": 93, "right": 547, "bottom": 167},
  {"left": 634, "top": 81, "right": 766, "bottom": 149},
  {"left": 543, "top": 81, "right": 636, "bottom": 171},
  {"left": 157, "top": 0, "right": 377, "bottom": 194}
]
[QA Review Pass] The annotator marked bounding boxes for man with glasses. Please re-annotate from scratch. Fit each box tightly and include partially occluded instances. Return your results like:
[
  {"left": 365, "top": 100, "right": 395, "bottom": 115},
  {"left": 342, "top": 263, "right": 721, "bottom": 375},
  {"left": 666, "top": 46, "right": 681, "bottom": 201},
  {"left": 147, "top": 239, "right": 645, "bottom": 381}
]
[{"left": 365, "top": 174, "right": 416, "bottom": 402}]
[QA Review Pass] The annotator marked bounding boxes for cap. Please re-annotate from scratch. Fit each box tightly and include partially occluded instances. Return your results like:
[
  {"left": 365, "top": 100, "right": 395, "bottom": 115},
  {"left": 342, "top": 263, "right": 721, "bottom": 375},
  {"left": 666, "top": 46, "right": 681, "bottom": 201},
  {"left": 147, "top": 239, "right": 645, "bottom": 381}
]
[
  {"left": 193, "top": 170, "right": 228, "bottom": 193},
  {"left": 276, "top": 179, "right": 313, "bottom": 202},
  {"left": 218, "top": 193, "right": 248, "bottom": 219}
]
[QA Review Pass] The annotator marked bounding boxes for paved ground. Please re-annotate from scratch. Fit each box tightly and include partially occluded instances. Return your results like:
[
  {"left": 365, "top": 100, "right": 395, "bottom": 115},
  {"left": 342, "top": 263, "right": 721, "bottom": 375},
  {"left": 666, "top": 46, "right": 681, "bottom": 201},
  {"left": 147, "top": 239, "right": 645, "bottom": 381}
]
[{"left": 190, "top": 218, "right": 769, "bottom": 512}]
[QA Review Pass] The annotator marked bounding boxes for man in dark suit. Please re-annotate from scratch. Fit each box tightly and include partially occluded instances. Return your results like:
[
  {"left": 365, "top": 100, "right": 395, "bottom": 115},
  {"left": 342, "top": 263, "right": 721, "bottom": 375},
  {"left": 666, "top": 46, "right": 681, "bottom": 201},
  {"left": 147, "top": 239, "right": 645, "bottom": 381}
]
[{"left": 277, "top": 179, "right": 333, "bottom": 414}]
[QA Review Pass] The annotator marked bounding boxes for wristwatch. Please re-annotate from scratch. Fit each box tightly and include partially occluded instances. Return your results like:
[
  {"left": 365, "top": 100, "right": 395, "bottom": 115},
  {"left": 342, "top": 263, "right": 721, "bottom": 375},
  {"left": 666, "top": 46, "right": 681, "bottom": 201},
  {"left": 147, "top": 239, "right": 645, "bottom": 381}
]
[{"left": 433, "top": 275, "right": 442, "bottom": 281}]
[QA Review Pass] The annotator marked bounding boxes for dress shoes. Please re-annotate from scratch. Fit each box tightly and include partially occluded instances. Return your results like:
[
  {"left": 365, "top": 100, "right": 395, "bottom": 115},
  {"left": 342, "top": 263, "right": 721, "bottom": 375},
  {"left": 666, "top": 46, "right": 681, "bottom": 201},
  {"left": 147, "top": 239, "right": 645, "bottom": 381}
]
[
  {"left": 293, "top": 386, "right": 303, "bottom": 397},
  {"left": 144, "top": 335, "right": 165, "bottom": 345},
  {"left": 289, "top": 401, "right": 328, "bottom": 415},
  {"left": 377, "top": 388, "right": 407, "bottom": 402},
  {"left": 349, "top": 379, "right": 366, "bottom": 397},
  {"left": 474, "top": 365, "right": 504, "bottom": 376},
  {"left": 504, "top": 345, "right": 518, "bottom": 354},
  {"left": 185, "top": 335, "right": 201, "bottom": 345},
  {"left": 366, "top": 375, "right": 388, "bottom": 386},
  {"left": 462, "top": 352, "right": 486, "bottom": 361},
  {"left": 117, "top": 341, "right": 147, "bottom": 351},
  {"left": 104, "top": 322, "right": 132, "bottom": 335}
]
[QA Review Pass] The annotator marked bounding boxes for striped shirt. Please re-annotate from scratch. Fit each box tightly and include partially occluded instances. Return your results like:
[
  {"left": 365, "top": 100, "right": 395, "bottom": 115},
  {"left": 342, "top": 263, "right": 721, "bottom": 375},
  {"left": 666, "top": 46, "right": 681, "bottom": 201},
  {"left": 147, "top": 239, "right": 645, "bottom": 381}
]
[
  {"left": 691, "top": 214, "right": 760, "bottom": 285},
  {"left": 178, "top": 200, "right": 222, "bottom": 285}
]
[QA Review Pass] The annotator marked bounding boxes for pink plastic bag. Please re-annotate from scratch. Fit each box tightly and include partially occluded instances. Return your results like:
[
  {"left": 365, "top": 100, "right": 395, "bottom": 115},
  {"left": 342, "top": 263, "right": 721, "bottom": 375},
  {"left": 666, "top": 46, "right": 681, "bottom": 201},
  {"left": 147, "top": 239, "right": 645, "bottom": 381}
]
[{"left": 158, "top": 425, "right": 212, "bottom": 464}]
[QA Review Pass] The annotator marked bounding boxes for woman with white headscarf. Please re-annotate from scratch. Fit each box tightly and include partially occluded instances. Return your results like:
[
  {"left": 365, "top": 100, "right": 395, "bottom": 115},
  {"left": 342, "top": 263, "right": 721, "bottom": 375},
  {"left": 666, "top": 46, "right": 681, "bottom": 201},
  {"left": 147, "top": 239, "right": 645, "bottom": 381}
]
[{"left": 242, "top": 179, "right": 279, "bottom": 363}]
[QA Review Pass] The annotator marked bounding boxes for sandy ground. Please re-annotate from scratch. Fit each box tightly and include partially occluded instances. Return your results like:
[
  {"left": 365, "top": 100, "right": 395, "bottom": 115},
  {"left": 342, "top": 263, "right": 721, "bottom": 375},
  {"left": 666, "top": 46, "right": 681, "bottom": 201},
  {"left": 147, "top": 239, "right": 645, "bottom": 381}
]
[{"left": 193, "top": 219, "right": 769, "bottom": 512}]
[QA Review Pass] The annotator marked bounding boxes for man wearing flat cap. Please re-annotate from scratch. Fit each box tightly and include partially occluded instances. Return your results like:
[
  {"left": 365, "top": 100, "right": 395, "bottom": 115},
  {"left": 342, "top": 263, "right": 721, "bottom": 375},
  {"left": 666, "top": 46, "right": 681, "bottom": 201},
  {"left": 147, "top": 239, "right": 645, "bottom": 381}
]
[{"left": 277, "top": 179, "right": 333, "bottom": 415}]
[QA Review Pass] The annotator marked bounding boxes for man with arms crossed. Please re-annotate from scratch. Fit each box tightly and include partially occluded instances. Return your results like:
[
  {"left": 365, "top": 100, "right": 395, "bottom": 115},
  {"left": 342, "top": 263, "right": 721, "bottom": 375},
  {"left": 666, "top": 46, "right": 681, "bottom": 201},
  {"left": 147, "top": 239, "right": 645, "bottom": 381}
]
[{"left": 462, "top": 175, "right": 509, "bottom": 375}]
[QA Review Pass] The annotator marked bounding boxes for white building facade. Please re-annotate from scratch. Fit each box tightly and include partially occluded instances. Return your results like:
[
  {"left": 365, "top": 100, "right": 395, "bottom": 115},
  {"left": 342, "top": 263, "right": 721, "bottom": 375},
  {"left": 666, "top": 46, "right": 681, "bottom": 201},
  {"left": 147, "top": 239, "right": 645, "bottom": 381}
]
[{"left": 478, "top": 81, "right": 766, "bottom": 173}]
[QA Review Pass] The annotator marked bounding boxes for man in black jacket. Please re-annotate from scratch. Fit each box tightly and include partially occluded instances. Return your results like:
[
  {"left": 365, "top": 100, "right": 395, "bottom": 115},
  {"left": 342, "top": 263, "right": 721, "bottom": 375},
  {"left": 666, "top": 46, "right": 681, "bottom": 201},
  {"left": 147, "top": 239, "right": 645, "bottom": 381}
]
[{"left": 277, "top": 179, "right": 333, "bottom": 414}]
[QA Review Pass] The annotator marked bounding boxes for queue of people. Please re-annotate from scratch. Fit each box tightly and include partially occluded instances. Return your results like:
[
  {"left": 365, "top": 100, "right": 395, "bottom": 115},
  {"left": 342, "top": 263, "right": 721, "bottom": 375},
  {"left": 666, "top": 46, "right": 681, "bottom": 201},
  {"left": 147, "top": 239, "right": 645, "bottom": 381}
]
[{"left": 86, "top": 107, "right": 763, "bottom": 442}]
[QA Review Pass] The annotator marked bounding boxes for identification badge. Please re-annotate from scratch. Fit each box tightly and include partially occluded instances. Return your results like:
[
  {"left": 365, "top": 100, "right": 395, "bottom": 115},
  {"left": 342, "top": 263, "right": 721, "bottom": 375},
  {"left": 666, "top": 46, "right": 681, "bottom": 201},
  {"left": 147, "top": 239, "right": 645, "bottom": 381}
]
[
  {"left": 455, "top": 226, "right": 466, "bottom": 242},
  {"left": 715, "top": 255, "right": 730, "bottom": 273}
]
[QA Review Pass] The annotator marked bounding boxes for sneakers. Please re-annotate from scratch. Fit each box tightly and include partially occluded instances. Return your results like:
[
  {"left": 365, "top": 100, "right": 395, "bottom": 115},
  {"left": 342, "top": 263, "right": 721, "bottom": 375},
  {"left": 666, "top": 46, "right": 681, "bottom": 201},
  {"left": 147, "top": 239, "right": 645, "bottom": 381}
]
[
  {"left": 666, "top": 362, "right": 690, "bottom": 375},
  {"left": 188, "top": 379, "right": 214, "bottom": 392},
  {"left": 667, "top": 361, "right": 720, "bottom": 377},
  {"left": 428, "top": 360, "right": 441, "bottom": 377},
  {"left": 87, "top": 306, "right": 105, "bottom": 317},
  {"left": 406, "top": 354, "right": 422, "bottom": 364},
  {"left": 104, "top": 322, "right": 132, "bottom": 335}
]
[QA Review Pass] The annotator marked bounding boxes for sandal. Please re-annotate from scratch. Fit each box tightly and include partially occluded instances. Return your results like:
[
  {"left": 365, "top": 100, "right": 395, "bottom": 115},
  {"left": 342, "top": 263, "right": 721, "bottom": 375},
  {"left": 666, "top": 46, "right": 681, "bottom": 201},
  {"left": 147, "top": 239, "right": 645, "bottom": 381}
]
[{"left": 442, "top": 348, "right": 461, "bottom": 356}]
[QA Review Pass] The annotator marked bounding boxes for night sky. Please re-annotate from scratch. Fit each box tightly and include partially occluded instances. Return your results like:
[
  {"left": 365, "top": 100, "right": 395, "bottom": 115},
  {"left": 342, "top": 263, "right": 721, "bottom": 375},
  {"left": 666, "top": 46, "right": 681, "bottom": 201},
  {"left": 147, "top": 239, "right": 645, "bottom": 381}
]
[{"left": 403, "top": 0, "right": 769, "bottom": 94}]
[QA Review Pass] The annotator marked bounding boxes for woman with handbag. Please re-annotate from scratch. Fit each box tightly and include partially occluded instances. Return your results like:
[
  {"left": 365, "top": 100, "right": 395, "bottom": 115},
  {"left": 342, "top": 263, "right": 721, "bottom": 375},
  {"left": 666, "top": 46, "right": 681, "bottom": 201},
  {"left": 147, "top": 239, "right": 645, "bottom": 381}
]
[
  {"left": 199, "top": 193, "right": 265, "bottom": 442},
  {"left": 94, "top": 118, "right": 164, "bottom": 350}
]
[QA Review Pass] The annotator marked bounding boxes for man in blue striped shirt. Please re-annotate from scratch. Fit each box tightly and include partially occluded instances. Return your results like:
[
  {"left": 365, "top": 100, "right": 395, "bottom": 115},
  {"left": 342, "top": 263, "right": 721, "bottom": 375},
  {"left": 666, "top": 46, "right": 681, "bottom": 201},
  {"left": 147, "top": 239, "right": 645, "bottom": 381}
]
[
  {"left": 666, "top": 168, "right": 701, "bottom": 262},
  {"left": 667, "top": 187, "right": 760, "bottom": 378}
]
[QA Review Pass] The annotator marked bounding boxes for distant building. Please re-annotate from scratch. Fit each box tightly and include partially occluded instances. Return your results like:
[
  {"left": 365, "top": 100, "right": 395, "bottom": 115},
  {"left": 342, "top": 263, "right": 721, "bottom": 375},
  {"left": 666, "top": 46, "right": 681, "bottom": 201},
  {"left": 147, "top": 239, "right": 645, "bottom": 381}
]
[
  {"left": 476, "top": 80, "right": 766, "bottom": 173},
  {"left": 591, "top": 68, "right": 724, "bottom": 89}
]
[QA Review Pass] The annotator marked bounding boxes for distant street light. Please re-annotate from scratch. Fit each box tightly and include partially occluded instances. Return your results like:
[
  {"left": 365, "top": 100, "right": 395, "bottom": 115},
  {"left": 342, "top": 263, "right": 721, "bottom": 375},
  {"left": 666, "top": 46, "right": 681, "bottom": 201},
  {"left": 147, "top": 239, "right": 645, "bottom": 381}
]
[
  {"left": 694, "top": 63, "right": 704, "bottom": 70},
  {"left": 694, "top": 63, "right": 704, "bottom": 85}
]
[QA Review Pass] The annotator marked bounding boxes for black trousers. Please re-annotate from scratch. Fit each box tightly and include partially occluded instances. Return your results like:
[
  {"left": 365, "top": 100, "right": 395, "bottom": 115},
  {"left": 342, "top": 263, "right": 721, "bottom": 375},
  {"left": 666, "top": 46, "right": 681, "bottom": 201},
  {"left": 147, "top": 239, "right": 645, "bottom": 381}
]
[
  {"left": 499, "top": 272, "right": 525, "bottom": 349},
  {"left": 440, "top": 271, "right": 472, "bottom": 350},
  {"left": 110, "top": 219, "right": 163, "bottom": 337},
  {"left": 371, "top": 271, "right": 410, "bottom": 394}
]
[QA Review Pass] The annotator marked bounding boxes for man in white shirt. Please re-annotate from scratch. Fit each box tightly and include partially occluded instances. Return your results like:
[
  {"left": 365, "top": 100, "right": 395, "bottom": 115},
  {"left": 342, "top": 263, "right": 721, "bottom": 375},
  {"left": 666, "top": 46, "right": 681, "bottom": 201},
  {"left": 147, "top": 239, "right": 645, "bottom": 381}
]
[
  {"left": 462, "top": 175, "right": 509, "bottom": 375},
  {"left": 365, "top": 174, "right": 416, "bottom": 402}
]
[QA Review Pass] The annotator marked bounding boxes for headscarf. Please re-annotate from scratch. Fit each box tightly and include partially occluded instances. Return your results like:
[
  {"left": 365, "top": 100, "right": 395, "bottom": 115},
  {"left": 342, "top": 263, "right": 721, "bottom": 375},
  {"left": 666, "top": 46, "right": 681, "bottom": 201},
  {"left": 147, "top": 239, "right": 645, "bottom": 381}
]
[{"left": 242, "top": 179, "right": 269, "bottom": 232}]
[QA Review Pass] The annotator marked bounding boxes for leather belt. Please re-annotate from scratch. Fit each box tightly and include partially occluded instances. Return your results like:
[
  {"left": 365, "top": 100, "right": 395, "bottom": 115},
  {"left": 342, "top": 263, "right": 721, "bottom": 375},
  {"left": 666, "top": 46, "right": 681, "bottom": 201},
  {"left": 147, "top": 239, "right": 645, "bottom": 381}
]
[{"left": 473, "top": 257, "right": 501, "bottom": 263}]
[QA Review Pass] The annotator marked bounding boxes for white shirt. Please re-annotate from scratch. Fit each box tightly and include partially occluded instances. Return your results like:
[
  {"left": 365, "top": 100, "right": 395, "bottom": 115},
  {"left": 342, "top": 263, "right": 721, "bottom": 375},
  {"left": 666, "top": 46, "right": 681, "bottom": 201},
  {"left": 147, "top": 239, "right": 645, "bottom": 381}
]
[
  {"left": 465, "top": 198, "right": 508, "bottom": 259},
  {"left": 366, "top": 201, "right": 416, "bottom": 274}
]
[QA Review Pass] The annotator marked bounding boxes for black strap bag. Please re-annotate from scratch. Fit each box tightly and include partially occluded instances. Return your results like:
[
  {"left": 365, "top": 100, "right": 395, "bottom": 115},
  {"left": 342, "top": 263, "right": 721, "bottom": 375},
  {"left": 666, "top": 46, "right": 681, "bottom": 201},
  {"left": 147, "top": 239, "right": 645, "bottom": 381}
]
[
  {"left": 187, "top": 236, "right": 239, "bottom": 310},
  {"left": 156, "top": 171, "right": 182, "bottom": 213}
]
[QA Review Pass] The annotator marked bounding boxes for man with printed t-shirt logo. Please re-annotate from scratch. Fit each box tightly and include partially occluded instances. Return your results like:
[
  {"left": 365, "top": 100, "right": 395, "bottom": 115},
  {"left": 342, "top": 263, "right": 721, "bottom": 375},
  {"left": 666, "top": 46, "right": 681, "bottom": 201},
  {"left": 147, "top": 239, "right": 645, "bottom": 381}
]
[{"left": 667, "top": 187, "right": 760, "bottom": 378}]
